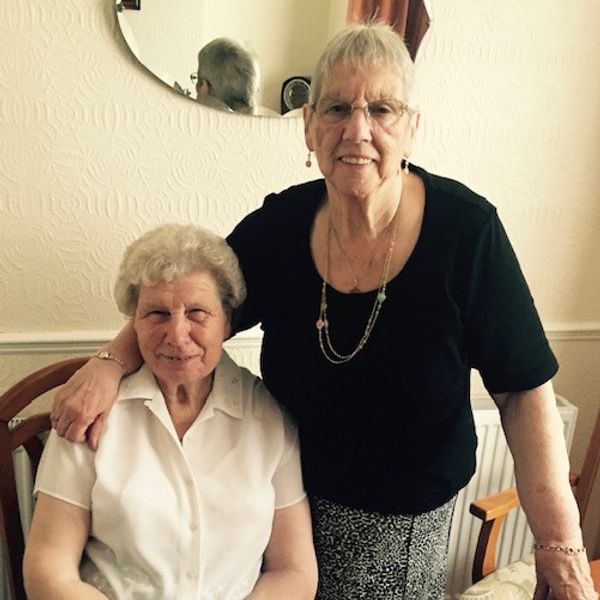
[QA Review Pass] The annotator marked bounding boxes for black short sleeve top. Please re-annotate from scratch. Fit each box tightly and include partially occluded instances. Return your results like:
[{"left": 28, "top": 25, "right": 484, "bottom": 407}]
[{"left": 227, "top": 165, "right": 558, "bottom": 514}]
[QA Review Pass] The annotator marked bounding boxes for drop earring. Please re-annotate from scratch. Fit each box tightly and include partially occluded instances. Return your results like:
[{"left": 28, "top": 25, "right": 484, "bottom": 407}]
[
  {"left": 306, "top": 151, "right": 312, "bottom": 168},
  {"left": 401, "top": 158, "right": 410, "bottom": 175}
]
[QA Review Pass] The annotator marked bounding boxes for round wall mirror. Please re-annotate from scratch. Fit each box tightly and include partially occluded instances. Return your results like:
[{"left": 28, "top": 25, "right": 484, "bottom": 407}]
[{"left": 115, "top": 0, "right": 348, "bottom": 117}]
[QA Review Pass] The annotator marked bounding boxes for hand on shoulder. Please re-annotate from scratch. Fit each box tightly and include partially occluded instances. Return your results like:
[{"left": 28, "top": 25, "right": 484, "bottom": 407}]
[{"left": 51, "top": 358, "right": 121, "bottom": 451}]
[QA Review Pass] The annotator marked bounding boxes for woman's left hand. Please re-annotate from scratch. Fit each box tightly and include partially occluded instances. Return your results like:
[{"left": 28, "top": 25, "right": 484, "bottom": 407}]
[{"left": 533, "top": 549, "right": 598, "bottom": 599}]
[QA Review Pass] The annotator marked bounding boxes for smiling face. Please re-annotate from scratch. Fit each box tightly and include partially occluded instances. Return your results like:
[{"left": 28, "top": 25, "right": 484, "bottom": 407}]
[
  {"left": 133, "top": 271, "right": 231, "bottom": 391},
  {"left": 304, "top": 62, "right": 418, "bottom": 200}
]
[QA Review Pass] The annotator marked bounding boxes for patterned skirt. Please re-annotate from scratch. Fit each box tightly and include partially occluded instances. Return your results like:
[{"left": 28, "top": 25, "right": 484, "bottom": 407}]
[{"left": 310, "top": 494, "right": 456, "bottom": 600}]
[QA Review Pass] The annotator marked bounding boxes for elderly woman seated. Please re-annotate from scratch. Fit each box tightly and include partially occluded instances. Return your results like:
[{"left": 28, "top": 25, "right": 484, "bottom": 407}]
[{"left": 23, "top": 224, "right": 318, "bottom": 599}]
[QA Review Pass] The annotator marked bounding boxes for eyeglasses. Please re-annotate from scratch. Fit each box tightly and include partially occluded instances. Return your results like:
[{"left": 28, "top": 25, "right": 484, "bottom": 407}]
[
  {"left": 312, "top": 99, "right": 413, "bottom": 130},
  {"left": 190, "top": 72, "right": 199, "bottom": 84}
]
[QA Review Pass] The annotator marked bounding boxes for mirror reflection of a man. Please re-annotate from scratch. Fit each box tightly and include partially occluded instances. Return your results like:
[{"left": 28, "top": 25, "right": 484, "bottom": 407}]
[{"left": 191, "top": 37, "right": 259, "bottom": 114}]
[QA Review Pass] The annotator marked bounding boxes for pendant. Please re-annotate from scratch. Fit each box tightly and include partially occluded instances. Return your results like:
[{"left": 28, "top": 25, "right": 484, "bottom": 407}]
[{"left": 316, "top": 319, "right": 325, "bottom": 330}]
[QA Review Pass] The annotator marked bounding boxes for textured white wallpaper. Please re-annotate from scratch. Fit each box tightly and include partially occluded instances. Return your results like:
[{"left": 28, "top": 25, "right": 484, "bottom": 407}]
[
  {"left": 1, "top": 0, "right": 598, "bottom": 339},
  {"left": 1, "top": 0, "right": 599, "bottom": 556},
  {"left": 0, "top": 0, "right": 312, "bottom": 334},
  {"left": 411, "top": 0, "right": 600, "bottom": 326}
]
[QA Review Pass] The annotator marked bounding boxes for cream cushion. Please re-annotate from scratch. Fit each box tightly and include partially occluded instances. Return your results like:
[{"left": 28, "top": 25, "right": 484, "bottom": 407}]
[{"left": 459, "top": 554, "right": 536, "bottom": 599}]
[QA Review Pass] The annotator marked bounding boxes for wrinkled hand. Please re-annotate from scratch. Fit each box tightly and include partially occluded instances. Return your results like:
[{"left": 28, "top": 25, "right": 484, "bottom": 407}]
[
  {"left": 533, "top": 548, "right": 598, "bottom": 599},
  {"left": 51, "top": 358, "right": 122, "bottom": 451}
]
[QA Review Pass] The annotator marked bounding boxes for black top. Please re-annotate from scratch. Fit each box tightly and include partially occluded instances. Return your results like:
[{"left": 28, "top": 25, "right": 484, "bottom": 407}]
[{"left": 227, "top": 165, "right": 558, "bottom": 514}]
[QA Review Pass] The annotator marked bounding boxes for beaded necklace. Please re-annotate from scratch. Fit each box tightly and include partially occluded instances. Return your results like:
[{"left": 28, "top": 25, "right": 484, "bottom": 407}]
[{"left": 316, "top": 200, "right": 401, "bottom": 364}]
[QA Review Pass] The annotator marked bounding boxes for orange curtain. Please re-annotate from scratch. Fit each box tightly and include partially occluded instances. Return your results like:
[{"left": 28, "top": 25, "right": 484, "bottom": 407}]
[{"left": 346, "top": 0, "right": 430, "bottom": 61}]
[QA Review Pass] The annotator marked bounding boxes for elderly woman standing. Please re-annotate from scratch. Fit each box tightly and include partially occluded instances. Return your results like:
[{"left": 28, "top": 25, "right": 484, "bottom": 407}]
[
  {"left": 51, "top": 25, "right": 596, "bottom": 599},
  {"left": 24, "top": 224, "right": 317, "bottom": 599}
]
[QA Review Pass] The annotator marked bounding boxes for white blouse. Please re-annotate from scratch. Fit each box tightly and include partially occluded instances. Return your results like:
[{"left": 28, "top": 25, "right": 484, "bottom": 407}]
[{"left": 34, "top": 351, "right": 305, "bottom": 600}]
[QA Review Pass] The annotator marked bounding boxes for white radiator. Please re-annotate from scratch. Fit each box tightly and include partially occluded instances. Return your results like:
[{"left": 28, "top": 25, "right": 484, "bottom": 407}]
[
  {"left": 1, "top": 397, "right": 577, "bottom": 600},
  {"left": 445, "top": 394, "right": 578, "bottom": 599}
]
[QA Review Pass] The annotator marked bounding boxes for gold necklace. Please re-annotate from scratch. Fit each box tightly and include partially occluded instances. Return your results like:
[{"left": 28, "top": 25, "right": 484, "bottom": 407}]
[
  {"left": 329, "top": 218, "right": 394, "bottom": 294},
  {"left": 316, "top": 202, "right": 401, "bottom": 364},
  {"left": 330, "top": 222, "right": 361, "bottom": 293}
]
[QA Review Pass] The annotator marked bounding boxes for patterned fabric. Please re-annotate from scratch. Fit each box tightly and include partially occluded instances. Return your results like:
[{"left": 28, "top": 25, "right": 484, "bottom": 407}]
[
  {"left": 310, "top": 495, "right": 456, "bottom": 599},
  {"left": 459, "top": 554, "right": 536, "bottom": 599}
]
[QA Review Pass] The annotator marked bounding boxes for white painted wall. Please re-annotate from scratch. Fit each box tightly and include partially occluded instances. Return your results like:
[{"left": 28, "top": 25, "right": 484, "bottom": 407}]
[{"left": 1, "top": 0, "right": 599, "bottom": 558}]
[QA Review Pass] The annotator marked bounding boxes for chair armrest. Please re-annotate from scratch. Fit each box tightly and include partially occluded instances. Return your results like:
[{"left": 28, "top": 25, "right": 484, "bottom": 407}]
[
  {"left": 469, "top": 487, "right": 521, "bottom": 583},
  {"left": 470, "top": 487, "right": 520, "bottom": 521}
]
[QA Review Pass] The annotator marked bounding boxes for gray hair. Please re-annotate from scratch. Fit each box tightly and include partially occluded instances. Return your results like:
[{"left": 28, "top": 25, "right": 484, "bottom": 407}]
[
  {"left": 114, "top": 224, "right": 246, "bottom": 321},
  {"left": 309, "top": 22, "right": 415, "bottom": 105},
  {"left": 197, "top": 38, "right": 259, "bottom": 111}
]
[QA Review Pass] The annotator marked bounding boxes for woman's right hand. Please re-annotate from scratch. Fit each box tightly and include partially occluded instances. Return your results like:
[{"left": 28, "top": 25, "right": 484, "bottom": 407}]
[{"left": 51, "top": 358, "right": 123, "bottom": 451}]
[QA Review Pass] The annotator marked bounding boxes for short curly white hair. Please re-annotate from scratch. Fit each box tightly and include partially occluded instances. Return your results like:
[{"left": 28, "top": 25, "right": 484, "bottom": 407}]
[{"left": 114, "top": 224, "right": 246, "bottom": 320}]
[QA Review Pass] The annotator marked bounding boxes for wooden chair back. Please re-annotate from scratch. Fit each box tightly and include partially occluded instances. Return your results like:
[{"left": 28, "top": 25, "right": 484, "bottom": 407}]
[
  {"left": 573, "top": 407, "right": 600, "bottom": 524},
  {"left": 0, "top": 357, "right": 88, "bottom": 600}
]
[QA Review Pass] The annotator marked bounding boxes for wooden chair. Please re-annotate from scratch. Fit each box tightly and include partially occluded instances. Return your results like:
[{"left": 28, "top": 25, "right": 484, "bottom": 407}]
[
  {"left": 464, "top": 407, "right": 600, "bottom": 596},
  {"left": 0, "top": 357, "right": 89, "bottom": 600}
]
